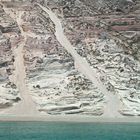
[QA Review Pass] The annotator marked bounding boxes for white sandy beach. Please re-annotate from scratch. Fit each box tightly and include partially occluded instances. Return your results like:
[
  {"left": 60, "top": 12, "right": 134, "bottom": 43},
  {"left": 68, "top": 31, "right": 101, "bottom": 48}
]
[{"left": 0, "top": 114, "right": 140, "bottom": 122}]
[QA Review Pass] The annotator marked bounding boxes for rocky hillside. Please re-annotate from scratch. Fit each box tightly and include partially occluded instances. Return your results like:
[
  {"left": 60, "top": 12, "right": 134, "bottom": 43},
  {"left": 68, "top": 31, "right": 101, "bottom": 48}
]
[
  {"left": 0, "top": 0, "right": 140, "bottom": 117},
  {"left": 0, "top": 4, "right": 20, "bottom": 110},
  {"left": 44, "top": 0, "right": 140, "bottom": 116}
]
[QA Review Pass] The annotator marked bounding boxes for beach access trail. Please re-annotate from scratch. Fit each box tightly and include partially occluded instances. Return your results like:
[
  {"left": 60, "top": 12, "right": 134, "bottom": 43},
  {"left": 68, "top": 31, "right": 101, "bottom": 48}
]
[
  {"left": 38, "top": 4, "right": 121, "bottom": 118},
  {"left": 2, "top": 5, "right": 38, "bottom": 115}
]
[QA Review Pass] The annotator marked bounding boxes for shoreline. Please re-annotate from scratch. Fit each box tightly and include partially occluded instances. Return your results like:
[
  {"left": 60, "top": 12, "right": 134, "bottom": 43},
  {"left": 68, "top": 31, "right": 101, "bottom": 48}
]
[{"left": 0, "top": 115, "right": 140, "bottom": 123}]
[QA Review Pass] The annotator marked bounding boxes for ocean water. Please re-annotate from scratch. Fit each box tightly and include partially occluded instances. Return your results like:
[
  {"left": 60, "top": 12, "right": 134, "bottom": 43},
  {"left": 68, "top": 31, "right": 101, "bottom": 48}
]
[{"left": 0, "top": 122, "right": 140, "bottom": 140}]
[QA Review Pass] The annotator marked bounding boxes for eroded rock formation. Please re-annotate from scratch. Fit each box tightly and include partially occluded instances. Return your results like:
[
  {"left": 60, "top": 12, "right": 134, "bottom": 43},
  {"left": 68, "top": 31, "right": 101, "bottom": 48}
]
[{"left": 0, "top": 0, "right": 140, "bottom": 117}]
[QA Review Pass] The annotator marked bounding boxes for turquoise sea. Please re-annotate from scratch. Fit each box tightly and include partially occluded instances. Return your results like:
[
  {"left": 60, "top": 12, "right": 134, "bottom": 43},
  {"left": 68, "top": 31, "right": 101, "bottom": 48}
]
[{"left": 0, "top": 122, "right": 140, "bottom": 140}]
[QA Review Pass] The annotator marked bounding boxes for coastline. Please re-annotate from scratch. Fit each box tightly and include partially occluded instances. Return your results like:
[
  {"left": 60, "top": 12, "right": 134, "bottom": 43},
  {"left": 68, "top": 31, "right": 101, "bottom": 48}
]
[
  {"left": 0, "top": 115, "right": 140, "bottom": 123},
  {"left": 0, "top": 2, "right": 140, "bottom": 123}
]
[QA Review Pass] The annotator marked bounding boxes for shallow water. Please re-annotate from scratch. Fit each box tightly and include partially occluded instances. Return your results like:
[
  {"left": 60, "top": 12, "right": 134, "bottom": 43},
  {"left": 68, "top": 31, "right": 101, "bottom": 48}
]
[{"left": 0, "top": 122, "right": 140, "bottom": 140}]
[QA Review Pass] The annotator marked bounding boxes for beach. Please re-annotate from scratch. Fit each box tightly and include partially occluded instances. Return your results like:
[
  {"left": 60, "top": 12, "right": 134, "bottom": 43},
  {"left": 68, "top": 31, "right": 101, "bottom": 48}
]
[{"left": 0, "top": 115, "right": 140, "bottom": 123}]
